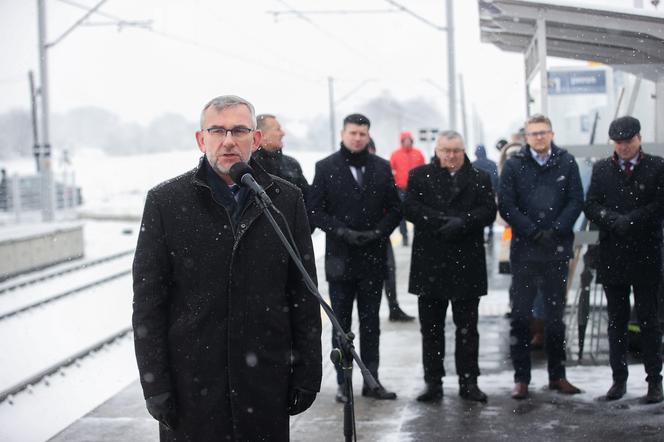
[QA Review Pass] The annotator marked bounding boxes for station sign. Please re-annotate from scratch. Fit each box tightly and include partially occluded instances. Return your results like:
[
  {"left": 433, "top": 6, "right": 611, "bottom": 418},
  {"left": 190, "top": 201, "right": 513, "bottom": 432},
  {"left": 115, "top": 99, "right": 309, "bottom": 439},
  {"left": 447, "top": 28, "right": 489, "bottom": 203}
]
[{"left": 548, "top": 70, "right": 606, "bottom": 95}]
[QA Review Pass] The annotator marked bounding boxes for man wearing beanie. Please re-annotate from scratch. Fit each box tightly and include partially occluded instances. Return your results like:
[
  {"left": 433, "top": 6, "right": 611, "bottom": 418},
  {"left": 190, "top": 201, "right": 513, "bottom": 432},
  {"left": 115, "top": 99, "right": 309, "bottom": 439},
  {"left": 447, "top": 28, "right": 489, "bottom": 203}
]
[
  {"left": 584, "top": 116, "right": 664, "bottom": 403},
  {"left": 390, "top": 131, "right": 426, "bottom": 247},
  {"left": 310, "top": 113, "right": 401, "bottom": 403}
]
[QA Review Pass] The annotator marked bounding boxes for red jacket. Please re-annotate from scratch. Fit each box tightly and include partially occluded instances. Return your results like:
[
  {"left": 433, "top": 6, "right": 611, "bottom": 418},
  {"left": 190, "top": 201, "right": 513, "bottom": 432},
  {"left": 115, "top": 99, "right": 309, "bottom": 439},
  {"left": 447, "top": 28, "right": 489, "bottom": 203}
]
[{"left": 390, "top": 146, "right": 426, "bottom": 189}]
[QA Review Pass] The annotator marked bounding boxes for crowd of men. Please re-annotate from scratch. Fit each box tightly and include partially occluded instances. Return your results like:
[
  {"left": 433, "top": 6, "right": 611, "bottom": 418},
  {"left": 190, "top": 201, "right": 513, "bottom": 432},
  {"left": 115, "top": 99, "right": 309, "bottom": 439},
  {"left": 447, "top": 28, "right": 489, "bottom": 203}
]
[{"left": 132, "top": 94, "right": 664, "bottom": 441}]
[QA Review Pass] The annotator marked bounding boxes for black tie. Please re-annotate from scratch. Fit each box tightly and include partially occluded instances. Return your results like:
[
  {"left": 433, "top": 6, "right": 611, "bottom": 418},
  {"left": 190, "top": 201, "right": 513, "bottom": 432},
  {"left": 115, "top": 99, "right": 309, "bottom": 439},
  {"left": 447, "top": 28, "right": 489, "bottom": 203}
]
[
  {"left": 355, "top": 166, "right": 364, "bottom": 188},
  {"left": 623, "top": 162, "right": 632, "bottom": 177}
]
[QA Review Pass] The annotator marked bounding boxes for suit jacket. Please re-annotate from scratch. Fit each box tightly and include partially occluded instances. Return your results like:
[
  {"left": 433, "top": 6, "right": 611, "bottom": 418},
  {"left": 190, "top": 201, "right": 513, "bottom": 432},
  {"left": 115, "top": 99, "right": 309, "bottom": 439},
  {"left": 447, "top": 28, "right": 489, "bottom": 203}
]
[
  {"left": 404, "top": 157, "right": 496, "bottom": 299},
  {"left": 309, "top": 149, "right": 401, "bottom": 281},
  {"left": 499, "top": 143, "right": 584, "bottom": 262},
  {"left": 584, "top": 152, "right": 664, "bottom": 285}
]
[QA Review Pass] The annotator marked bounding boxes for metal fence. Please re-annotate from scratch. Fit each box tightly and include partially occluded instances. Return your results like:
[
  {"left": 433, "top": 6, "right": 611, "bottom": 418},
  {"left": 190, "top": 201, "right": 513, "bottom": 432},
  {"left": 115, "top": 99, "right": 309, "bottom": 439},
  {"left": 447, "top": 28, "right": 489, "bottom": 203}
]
[{"left": 0, "top": 172, "right": 81, "bottom": 224}]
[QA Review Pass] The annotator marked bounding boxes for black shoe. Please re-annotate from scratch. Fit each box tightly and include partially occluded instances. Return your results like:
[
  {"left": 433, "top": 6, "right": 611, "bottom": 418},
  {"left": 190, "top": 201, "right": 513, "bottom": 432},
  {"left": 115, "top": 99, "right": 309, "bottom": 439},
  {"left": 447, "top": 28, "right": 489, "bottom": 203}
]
[
  {"left": 416, "top": 383, "right": 443, "bottom": 402},
  {"left": 389, "top": 307, "right": 415, "bottom": 322},
  {"left": 362, "top": 383, "right": 397, "bottom": 400},
  {"left": 459, "top": 384, "right": 487, "bottom": 403},
  {"left": 605, "top": 381, "right": 626, "bottom": 401},
  {"left": 335, "top": 386, "right": 348, "bottom": 403},
  {"left": 646, "top": 380, "right": 663, "bottom": 404}
]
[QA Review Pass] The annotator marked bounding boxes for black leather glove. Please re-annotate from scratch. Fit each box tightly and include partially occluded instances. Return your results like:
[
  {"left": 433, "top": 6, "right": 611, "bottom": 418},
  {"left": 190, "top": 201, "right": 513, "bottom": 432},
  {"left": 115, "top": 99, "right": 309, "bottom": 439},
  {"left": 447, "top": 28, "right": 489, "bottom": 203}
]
[
  {"left": 532, "top": 229, "right": 557, "bottom": 248},
  {"left": 287, "top": 387, "right": 317, "bottom": 416},
  {"left": 146, "top": 392, "right": 177, "bottom": 430},
  {"left": 355, "top": 229, "right": 382, "bottom": 246},
  {"left": 436, "top": 216, "right": 464, "bottom": 239},
  {"left": 611, "top": 215, "right": 631, "bottom": 236},
  {"left": 336, "top": 228, "right": 365, "bottom": 246}
]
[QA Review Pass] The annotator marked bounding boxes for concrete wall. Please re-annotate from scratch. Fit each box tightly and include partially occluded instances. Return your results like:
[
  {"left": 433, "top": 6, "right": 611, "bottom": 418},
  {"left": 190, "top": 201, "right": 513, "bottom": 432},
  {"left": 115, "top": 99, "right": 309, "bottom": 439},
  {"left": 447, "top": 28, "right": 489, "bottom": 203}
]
[{"left": 0, "top": 224, "right": 84, "bottom": 280}]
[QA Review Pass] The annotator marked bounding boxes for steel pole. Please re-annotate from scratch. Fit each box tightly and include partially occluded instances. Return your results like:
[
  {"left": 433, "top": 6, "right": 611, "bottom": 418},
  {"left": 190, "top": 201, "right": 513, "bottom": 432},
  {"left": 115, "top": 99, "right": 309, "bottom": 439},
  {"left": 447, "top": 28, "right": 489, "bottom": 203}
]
[{"left": 38, "top": 0, "right": 55, "bottom": 221}]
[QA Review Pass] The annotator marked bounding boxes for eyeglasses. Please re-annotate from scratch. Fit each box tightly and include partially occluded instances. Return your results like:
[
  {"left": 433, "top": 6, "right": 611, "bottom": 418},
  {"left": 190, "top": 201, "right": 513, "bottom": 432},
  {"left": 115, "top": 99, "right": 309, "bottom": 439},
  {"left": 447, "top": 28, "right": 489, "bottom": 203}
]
[
  {"left": 203, "top": 126, "right": 253, "bottom": 139},
  {"left": 437, "top": 148, "right": 464, "bottom": 155},
  {"left": 525, "top": 130, "right": 552, "bottom": 138}
]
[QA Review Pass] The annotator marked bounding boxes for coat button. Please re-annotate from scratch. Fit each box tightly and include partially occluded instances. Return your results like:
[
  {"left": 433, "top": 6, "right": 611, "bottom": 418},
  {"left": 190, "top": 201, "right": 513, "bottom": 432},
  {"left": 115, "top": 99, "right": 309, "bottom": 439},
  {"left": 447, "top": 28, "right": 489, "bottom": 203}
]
[
  {"left": 275, "top": 188, "right": 280, "bottom": 194},
  {"left": 240, "top": 223, "right": 246, "bottom": 229}
]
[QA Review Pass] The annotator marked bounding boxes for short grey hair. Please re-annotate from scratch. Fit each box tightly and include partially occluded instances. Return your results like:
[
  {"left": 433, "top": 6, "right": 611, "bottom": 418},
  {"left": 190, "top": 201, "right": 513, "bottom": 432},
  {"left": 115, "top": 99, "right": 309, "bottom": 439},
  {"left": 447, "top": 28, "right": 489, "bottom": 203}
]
[
  {"left": 438, "top": 130, "right": 464, "bottom": 145},
  {"left": 256, "top": 114, "right": 277, "bottom": 131},
  {"left": 200, "top": 95, "right": 256, "bottom": 129}
]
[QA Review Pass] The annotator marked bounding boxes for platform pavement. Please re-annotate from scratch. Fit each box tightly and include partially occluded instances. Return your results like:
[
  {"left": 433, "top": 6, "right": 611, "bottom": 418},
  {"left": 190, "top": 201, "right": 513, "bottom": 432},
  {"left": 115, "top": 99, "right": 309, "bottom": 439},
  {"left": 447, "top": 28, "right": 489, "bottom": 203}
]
[{"left": 50, "top": 235, "right": 664, "bottom": 442}]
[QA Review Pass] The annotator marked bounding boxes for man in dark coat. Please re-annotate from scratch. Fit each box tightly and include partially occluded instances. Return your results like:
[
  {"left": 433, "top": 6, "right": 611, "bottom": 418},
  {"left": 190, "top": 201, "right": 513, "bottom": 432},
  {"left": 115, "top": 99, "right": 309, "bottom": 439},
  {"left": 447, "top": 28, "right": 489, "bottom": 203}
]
[
  {"left": 472, "top": 144, "right": 499, "bottom": 239},
  {"left": 132, "top": 95, "right": 322, "bottom": 441},
  {"left": 584, "top": 116, "right": 664, "bottom": 403},
  {"left": 252, "top": 114, "right": 310, "bottom": 203},
  {"left": 404, "top": 130, "right": 496, "bottom": 403},
  {"left": 309, "top": 113, "right": 401, "bottom": 402},
  {"left": 499, "top": 113, "right": 584, "bottom": 400}
]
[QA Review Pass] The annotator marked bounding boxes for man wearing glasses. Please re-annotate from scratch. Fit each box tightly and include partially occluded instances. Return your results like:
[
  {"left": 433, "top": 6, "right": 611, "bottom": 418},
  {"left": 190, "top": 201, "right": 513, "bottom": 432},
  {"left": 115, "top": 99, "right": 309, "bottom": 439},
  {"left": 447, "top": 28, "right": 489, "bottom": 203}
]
[
  {"left": 404, "top": 130, "right": 496, "bottom": 403},
  {"left": 584, "top": 116, "right": 664, "bottom": 403},
  {"left": 132, "top": 95, "right": 322, "bottom": 441},
  {"left": 499, "top": 114, "right": 584, "bottom": 400}
]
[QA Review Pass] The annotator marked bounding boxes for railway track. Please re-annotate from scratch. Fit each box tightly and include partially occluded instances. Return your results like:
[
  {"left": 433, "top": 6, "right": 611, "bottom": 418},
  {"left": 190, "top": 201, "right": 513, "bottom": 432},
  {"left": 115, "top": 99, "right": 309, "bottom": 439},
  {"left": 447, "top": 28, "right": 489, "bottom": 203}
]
[{"left": 0, "top": 250, "right": 134, "bottom": 321}]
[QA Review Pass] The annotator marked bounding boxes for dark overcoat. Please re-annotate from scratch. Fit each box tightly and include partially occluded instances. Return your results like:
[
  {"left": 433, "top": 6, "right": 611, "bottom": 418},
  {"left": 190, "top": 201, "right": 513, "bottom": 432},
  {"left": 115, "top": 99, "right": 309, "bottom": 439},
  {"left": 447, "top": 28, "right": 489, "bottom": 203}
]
[
  {"left": 132, "top": 157, "right": 322, "bottom": 442},
  {"left": 404, "top": 157, "right": 497, "bottom": 299},
  {"left": 498, "top": 144, "right": 584, "bottom": 262},
  {"left": 584, "top": 152, "right": 664, "bottom": 285},
  {"left": 308, "top": 150, "right": 401, "bottom": 282}
]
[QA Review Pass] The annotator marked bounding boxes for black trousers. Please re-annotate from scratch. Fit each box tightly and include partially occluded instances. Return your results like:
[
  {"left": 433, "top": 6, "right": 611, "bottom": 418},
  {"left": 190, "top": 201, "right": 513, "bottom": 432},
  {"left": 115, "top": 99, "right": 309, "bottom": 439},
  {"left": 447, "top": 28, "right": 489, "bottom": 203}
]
[
  {"left": 510, "top": 260, "right": 568, "bottom": 384},
  {"left": 418, "top": 295, "right": 480, "bottom": 385},
  {"left": 604, "top": 283, "right": 663, "bottom": 383},
  {"left": 329, "top": 277, "right": 383, "bottom": 385}
]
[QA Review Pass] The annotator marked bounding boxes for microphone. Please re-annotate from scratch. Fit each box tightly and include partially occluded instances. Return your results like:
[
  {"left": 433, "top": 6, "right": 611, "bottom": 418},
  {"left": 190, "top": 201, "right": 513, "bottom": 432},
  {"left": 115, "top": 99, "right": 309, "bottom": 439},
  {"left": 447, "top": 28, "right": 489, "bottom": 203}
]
[{"left": 229, "top": 162, "right": 273, "bottom": 207}]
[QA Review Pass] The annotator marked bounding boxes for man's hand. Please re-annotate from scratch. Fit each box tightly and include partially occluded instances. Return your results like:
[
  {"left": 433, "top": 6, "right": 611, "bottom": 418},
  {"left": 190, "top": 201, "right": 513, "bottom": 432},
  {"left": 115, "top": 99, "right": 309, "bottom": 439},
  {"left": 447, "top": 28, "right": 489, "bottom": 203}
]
[
  {"left": 611, "top": 215, "right": 631, "bottom": 236},
  {"left": 532, "top": 229, "right": 557, "bottom": 248},
  {"left": 287, "top": 387, "right": 317, "bottom": 416},
  {"left": 355, "top": 229, "right": 382, "bottom": 246},
  {"left": 336, "top": 228, "right": 366, "bottom": 246},
  {"left": 436, "top": 216, "right": 464, "bottom": 239},
  {"left": 146, "top": 392, "right": 177, "bottom": 430}
]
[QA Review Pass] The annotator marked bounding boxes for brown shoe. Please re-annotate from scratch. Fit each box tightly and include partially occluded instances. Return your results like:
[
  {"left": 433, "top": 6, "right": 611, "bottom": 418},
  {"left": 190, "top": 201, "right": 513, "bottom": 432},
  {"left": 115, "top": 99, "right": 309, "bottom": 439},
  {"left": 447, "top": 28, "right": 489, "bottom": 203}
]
[
  {"left": 511, "top": 383, "right": 529, "bottom": 400},
  {"left": 549, "top": 378, "right": 581, "bottom": 395}
]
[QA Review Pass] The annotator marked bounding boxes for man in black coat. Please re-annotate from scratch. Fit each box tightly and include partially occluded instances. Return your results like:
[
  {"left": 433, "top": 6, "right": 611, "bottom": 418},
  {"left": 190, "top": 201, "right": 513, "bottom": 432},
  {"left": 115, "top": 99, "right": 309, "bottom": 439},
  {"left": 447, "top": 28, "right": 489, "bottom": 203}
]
[
  {"left": 404, "top": 130, "right": 496, "bottom": 403},
  {"left": 132, "top": 95, "right": 322, "bottom": 441},
  {"left": 309, "top": 113, "right": 401, "bottom": 402},
  {"left": 252, "top": 114, "right": 310, "bottom": 203},
  {"left": 584, "top": 116, "right": 664, "bottom": 403},
  {"left": 499, "top": 114, "right": 584, "bottom": 400}
]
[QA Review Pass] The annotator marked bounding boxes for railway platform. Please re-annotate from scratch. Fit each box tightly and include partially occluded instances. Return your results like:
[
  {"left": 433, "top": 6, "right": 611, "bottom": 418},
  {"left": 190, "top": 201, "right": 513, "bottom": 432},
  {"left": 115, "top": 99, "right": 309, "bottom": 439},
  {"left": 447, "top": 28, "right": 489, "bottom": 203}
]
[{"left": 48, "top": 233, "right": 664, "bottom": 442}]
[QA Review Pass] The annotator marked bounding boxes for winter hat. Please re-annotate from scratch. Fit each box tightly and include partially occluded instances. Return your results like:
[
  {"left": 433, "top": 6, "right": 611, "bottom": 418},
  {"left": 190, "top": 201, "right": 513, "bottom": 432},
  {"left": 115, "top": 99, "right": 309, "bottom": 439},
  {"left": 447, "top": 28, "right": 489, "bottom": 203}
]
[{"left": 609, "top": 116, "right": 640, "bottom": 141}]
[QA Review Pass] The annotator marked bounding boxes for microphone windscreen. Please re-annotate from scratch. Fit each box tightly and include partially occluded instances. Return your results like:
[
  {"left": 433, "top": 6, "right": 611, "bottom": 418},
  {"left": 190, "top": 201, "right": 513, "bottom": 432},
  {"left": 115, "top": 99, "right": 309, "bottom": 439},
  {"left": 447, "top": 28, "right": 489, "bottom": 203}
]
[{"left": 229, "top": 162, "right": 254, "bottom": 185}]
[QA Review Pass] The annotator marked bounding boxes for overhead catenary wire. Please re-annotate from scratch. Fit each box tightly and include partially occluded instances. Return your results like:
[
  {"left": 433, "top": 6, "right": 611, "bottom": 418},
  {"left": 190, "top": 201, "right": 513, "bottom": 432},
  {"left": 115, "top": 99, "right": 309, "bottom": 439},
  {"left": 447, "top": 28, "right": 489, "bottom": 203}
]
[{"left": 53, "top": 0, "right": 323, "bottom": 83}]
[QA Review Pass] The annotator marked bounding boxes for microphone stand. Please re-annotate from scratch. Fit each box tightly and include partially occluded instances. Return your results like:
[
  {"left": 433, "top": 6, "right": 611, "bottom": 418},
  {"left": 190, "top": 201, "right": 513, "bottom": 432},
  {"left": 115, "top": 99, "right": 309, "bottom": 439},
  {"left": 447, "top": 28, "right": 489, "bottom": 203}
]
[{"left": 251, "top": 193, "right": 378, "bottom": 442}]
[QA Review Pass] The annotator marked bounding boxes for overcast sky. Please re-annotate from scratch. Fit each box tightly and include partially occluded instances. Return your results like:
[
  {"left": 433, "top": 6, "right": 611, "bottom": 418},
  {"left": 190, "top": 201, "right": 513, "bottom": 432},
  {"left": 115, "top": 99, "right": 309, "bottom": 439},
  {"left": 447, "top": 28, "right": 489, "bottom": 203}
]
[{"left": 0, "top": 0, "right": 656, "bottom": 150}]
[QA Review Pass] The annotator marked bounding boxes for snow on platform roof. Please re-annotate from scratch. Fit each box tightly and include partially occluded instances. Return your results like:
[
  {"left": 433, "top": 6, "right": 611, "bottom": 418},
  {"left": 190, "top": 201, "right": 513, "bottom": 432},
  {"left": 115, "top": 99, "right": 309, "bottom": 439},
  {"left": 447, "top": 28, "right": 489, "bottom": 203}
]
[{"left": 478, "top": 0, "right": 664, "bottom": 80}]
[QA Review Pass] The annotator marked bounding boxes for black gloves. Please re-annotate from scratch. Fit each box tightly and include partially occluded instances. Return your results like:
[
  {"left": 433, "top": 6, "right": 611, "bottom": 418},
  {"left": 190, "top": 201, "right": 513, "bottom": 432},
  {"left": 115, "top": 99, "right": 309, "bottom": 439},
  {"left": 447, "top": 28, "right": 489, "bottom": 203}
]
[
  {"left": 337, "top": 228, "right": 382, "bottom": 246},
  {"left": 611, "top": 215, "right": 632, "bottom": 236},
  {"left": 146, "top": 392, "right": 177, "bottom": 430},
  {"left": 287, "top": 387, "right": 317, "bottom": 416},
  {"left": 532, "top": 229, "right": 557, "bottom": 248},
  {"left": 436, "top": 216, "right": 464, "bottom": 239}
]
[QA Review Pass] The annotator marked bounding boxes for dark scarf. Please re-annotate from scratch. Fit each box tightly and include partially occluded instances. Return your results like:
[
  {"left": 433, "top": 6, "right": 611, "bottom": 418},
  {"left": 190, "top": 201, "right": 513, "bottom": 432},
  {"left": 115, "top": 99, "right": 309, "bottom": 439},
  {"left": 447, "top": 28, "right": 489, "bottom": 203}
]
[{"left": 340, "top": 143, "right": 369, "bottom": 168}]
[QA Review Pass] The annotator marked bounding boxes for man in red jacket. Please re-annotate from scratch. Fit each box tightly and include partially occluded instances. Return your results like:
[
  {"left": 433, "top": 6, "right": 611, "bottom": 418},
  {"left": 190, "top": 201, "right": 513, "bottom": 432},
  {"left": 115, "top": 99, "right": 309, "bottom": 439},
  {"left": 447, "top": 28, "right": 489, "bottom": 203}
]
[{"left": 390, "top": 131, "right": 425, "bottom": 246}]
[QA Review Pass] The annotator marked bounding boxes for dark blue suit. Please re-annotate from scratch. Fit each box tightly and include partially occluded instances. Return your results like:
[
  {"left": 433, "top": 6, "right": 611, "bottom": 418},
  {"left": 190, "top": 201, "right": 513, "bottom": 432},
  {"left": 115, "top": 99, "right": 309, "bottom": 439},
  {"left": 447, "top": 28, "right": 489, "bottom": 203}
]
[{"left": 499, "top": 144, "right": 583, "bottom": 384}]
